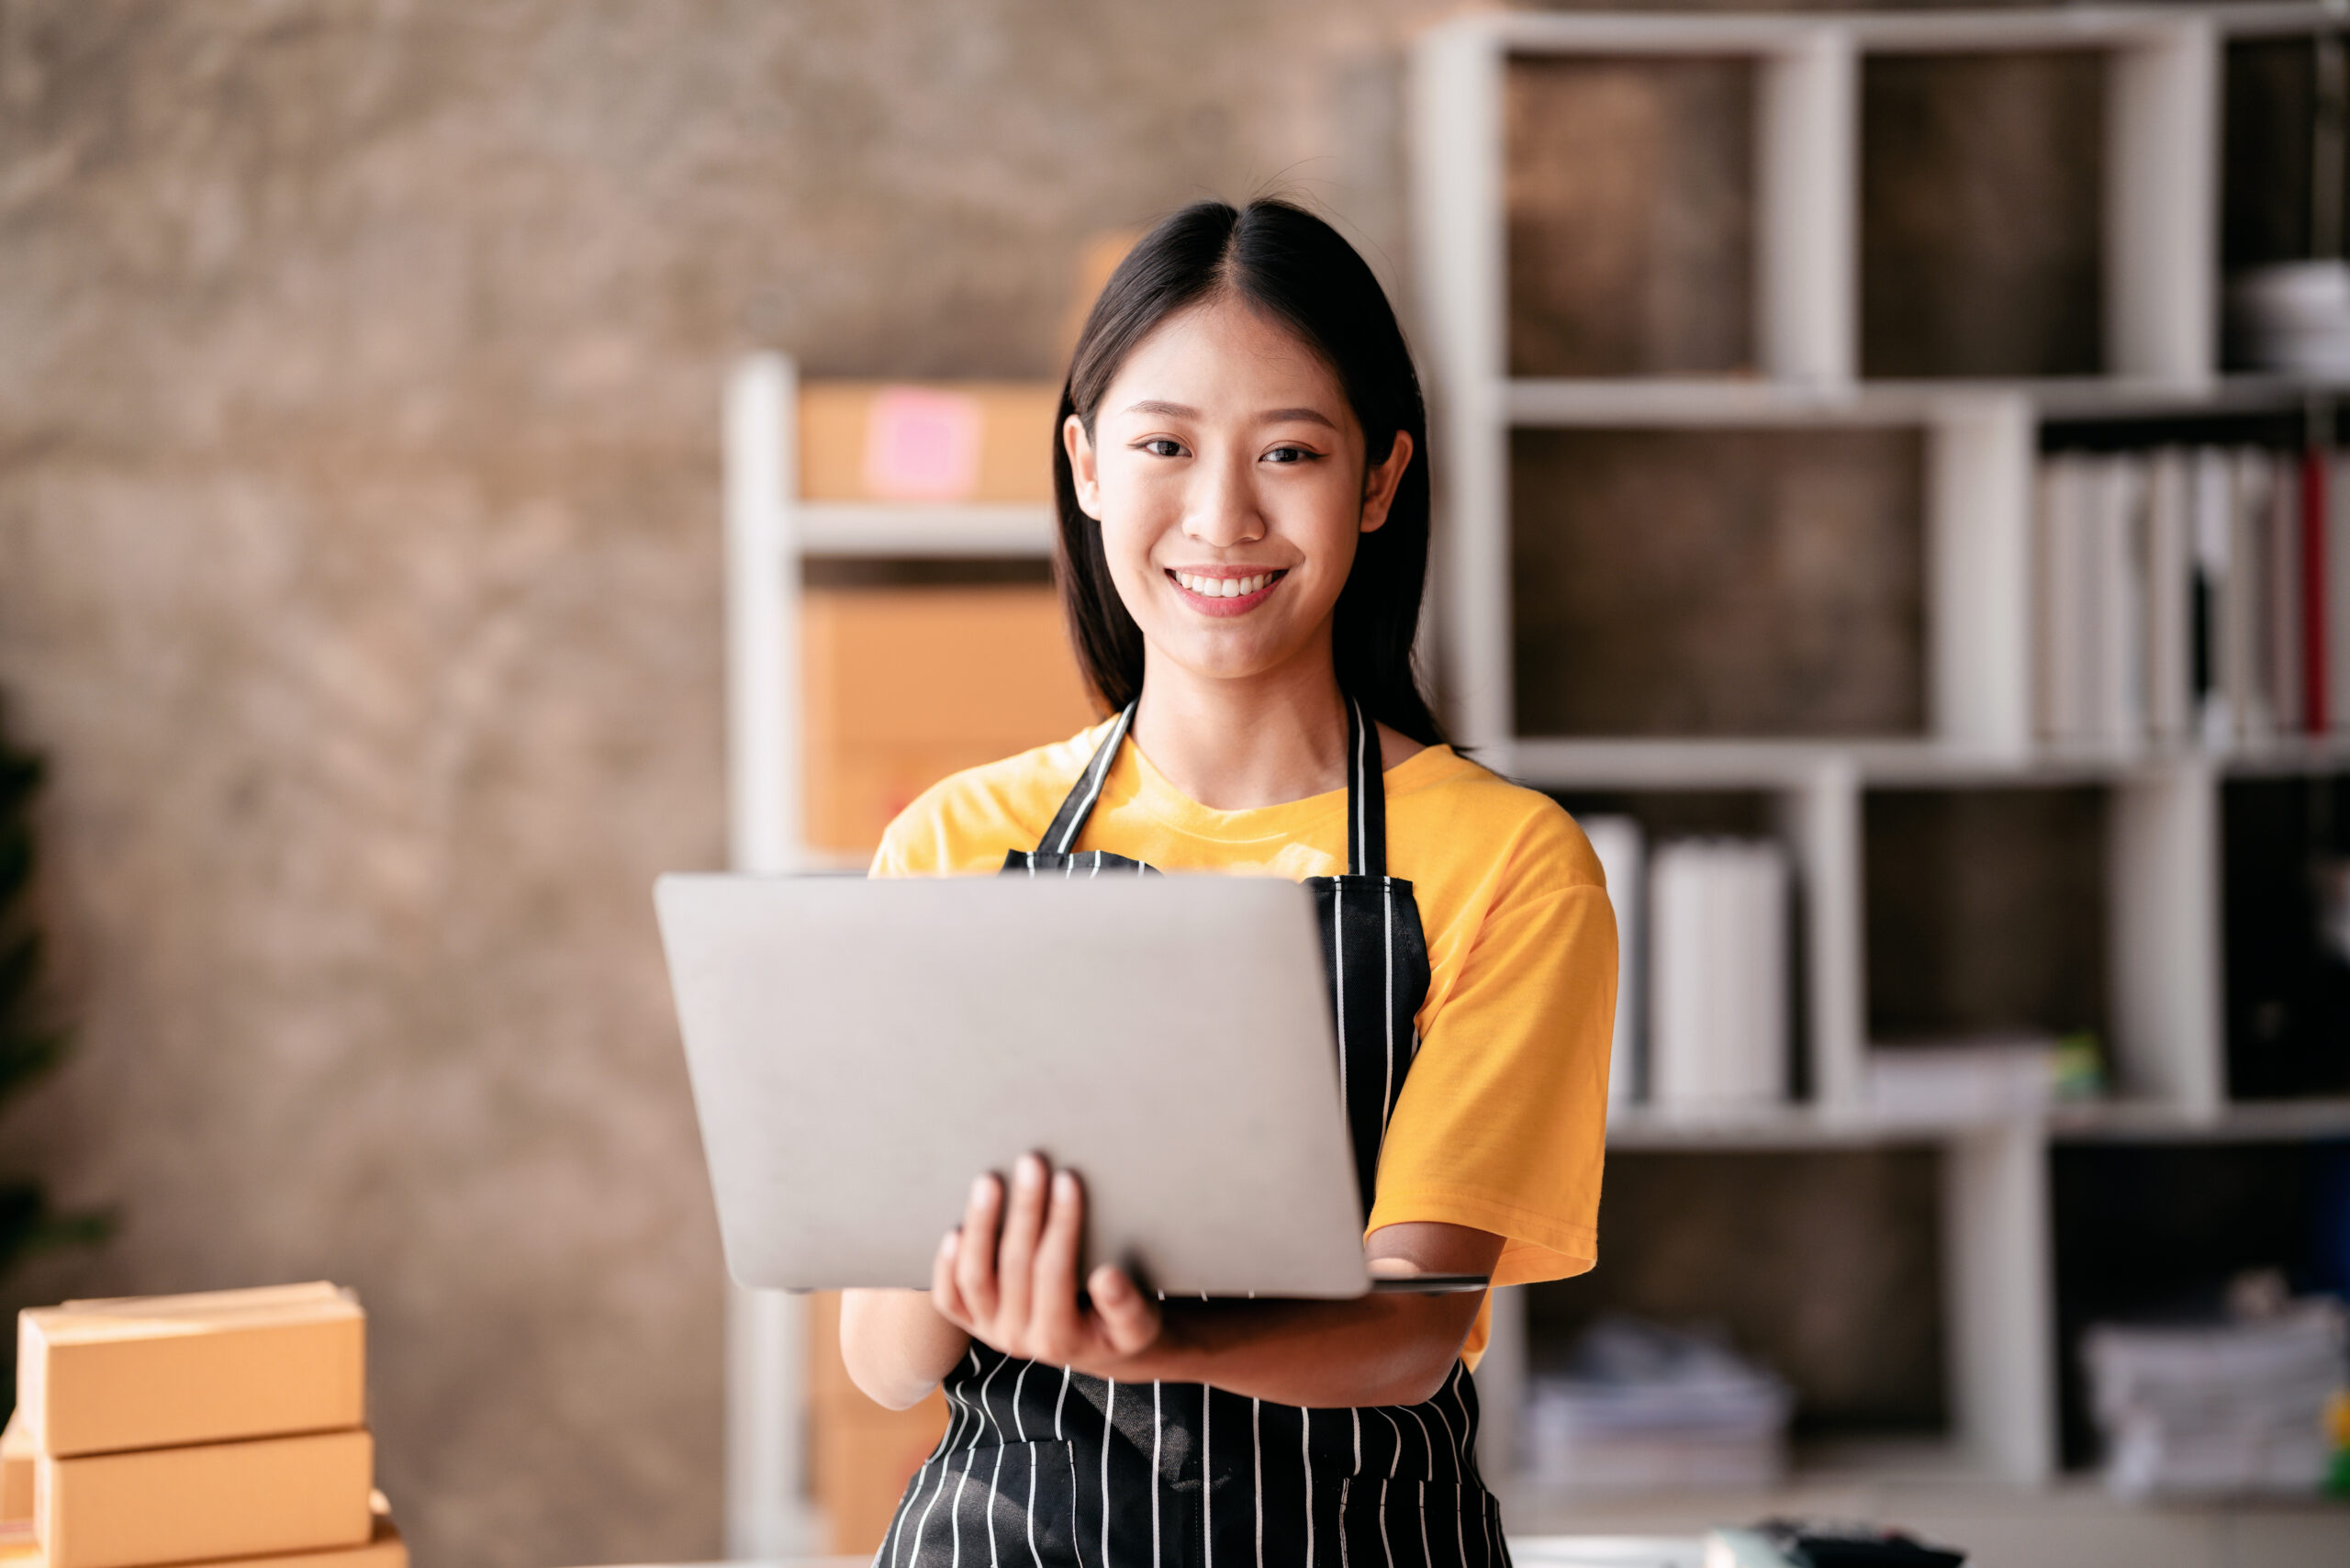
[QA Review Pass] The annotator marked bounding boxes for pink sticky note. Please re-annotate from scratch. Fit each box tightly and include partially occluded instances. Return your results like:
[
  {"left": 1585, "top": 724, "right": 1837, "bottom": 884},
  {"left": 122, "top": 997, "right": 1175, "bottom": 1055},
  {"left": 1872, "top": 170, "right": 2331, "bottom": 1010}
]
[{"left": 863, "top": 386, "right": 983, "bottom": 501}]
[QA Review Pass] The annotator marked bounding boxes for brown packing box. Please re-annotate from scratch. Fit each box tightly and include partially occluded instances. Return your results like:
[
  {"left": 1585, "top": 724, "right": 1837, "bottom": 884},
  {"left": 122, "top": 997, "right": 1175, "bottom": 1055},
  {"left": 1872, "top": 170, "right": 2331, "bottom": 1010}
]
[
  {"left": 191, "top": 1509, "right": 405, "bottom": 1568},
  {"left": 802, "top": 587, "right": 1097, "bottom": 853},
  {"left": 36, "top": 1428, "right": 374, "bottom": 1568},
  {"left": 1, "top": 1414, "right": 29, "bottom": 1524},
  {"left": 5, "top": 1492, "right": 403, "bottom": 1568},
  {"left": 798, "top": 382, "right": 1060, "bottom": 504},
  {"left": 143, "top": 1506, "right": 405, "bottom": 1568},
  {"left": 18, "top": 1282, "right": 364, "bottom": 1458}
]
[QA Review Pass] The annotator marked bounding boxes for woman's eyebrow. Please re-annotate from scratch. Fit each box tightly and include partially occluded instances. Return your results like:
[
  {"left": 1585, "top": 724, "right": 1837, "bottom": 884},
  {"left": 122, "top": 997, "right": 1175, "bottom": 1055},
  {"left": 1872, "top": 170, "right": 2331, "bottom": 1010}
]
[
  {"left": 1259, "top": 407, "right": 1338, "bottom": 430},
  {"left": 1120, "top": 398, "right": 1337, "bottom": 430}
]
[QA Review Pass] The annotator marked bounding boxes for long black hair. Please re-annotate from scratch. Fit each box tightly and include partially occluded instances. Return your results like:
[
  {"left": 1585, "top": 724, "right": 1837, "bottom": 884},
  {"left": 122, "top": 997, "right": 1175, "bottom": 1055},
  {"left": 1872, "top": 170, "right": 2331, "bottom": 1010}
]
[{"left": 1051, "top": 197, "right": 1446, "bottom": 746}]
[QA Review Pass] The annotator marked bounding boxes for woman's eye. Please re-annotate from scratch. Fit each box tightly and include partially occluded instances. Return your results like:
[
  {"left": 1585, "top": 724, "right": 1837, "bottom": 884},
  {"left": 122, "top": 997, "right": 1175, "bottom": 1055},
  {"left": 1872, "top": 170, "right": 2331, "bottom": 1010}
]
[
  {"left": 1141, "top": 438, "right": 1185, "bottom": 458},
  {"left": 1263, "top": 445, "right": 1319, "bottom": 465}
]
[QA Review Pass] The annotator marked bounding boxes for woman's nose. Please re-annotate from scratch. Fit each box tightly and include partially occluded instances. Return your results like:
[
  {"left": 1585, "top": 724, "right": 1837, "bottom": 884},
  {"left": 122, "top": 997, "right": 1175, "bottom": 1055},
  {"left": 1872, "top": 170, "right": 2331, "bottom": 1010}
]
[{"left": 1181, "top": 451, "right": 1265, "bottom": 545}]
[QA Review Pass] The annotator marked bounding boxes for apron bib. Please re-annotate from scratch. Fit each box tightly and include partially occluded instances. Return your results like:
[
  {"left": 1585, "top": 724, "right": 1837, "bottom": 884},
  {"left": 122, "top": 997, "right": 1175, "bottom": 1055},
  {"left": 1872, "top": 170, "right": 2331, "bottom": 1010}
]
[{"left": 880, "top": 700, "right": 1507, "bottom": 1568}]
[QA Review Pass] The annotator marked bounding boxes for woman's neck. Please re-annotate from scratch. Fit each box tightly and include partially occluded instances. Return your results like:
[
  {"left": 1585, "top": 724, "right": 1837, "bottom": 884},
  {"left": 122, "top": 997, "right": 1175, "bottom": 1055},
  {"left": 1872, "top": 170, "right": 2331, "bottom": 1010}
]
[{"left": 1129, "top": 646, "right": 1355, "bottom": 812}]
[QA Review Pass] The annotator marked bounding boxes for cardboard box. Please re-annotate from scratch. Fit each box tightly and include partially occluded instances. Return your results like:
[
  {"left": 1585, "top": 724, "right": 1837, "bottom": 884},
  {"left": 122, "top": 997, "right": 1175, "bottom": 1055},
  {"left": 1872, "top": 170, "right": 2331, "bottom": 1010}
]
[
  {"left": 1, "top": 1415, "right": 29, "bottom": 1524},
  {"left": 3, "top": 1495, "right": 402, "bottom": 1568},
  {"left": 139, "top": 1494, "right": 404, "bottom": 1568},
  {"left": 802, "top": 587, "right": 1098, "bottom": 853},
  {"left": 36, "top": 1428, "right": 373, "bottom": 1568},
  {"left": 19, "top": 1282, "right": 364, "bottom": 1458},
  {"left": 168, "top": 1510, "right": 404, "bottom": 1568},
  {"left": 806, "top": 1294, "right": 949, "bottom": 1555},
  {"left": 799, "top": 382, "right": 1061, "bottom": 504}
]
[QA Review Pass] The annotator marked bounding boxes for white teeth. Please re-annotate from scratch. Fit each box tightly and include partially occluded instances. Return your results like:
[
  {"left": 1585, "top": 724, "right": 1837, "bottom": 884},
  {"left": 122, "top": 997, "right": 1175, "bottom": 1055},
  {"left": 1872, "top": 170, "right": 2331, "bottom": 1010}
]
[{"left": 1176, "top": 570, "right": 1272, "bottom": 598}]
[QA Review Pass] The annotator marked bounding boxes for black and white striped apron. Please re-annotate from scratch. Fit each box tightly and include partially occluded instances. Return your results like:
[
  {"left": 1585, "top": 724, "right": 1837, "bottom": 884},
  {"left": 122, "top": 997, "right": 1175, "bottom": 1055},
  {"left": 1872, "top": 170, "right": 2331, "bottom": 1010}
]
[{"left": 878, "top": 698, "right": 1509, "bottom": 1568}]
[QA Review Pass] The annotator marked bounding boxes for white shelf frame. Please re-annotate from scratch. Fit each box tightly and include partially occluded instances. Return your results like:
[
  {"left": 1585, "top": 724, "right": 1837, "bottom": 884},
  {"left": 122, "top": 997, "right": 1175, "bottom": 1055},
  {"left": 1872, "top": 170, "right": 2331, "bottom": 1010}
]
[
  {"left": 720, "top": 353, "right": 1062, "bottom": 1557},
  {"left": 1413, "top": 4, "right": 2350, "bottom": 1495}
]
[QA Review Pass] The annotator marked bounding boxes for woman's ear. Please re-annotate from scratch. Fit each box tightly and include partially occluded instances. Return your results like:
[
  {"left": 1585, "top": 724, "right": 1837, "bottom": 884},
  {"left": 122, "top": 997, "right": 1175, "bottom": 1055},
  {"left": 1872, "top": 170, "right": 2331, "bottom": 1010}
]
[
  {"left": 1359, "top": 431, "right": 1414, "bottom": 535},
  {"left": 1064, "top": 413, "right": 1103, "bottom": 521}
]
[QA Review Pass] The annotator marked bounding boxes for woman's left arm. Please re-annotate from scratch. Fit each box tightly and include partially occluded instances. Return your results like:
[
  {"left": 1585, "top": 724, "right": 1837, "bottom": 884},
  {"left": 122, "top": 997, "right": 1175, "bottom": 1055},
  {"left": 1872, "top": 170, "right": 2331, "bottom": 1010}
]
[{"left": 933, "top": 1155, "right": 1502, "bottom": 1408}]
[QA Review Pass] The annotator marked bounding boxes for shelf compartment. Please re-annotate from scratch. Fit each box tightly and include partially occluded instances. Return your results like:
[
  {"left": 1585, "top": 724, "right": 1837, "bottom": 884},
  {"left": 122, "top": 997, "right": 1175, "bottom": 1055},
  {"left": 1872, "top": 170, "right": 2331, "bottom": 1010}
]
[
  {"left": 2222, "top": 769, "right": 2350, "bottom": 1099},
  {"left": 1511, "top": 426, "right": 1926, "bottom": 738},
  {"left": 1506, "top": 53, "right": 1756, "bottom": 378},
  {"left": 1859, "top": 50, "right": 2106, "bottom": 379},
  {"left": 1863, "top": 785, "right": 2109, "bottom": 1047},
  {"left": 2221, "top": 31, "right": 2350, "bottom": 280},
  {"left": 1523, "top": 1149, "right": 1949, "bottom": 1442},
  {"left": 1552, "top": 787, "right": 1807, "bottom": 1109},
  {"left": 2050, "top": 1137, "right": 2350, "bottom": 1470}
]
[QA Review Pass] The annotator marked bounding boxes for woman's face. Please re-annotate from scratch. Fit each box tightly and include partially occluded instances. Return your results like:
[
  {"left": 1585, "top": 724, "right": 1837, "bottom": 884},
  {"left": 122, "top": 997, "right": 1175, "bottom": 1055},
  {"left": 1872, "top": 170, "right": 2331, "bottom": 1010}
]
[{"left": 1064, "top": 296, "right": 1413, "bottom": 690}]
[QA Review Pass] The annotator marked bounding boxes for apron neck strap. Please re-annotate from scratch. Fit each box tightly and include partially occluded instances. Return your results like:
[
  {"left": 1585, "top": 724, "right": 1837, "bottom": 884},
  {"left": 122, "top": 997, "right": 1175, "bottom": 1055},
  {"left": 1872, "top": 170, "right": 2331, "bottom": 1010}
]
[
  {"left": 1032, "top": 695, "right": 1387, "bottom": 876},
  {"left": 1036, "top": 702, "right": 1137, "bottom": 856},
  {"left": 1344, "top": 696, "right": 1385, "bottom": 879}
]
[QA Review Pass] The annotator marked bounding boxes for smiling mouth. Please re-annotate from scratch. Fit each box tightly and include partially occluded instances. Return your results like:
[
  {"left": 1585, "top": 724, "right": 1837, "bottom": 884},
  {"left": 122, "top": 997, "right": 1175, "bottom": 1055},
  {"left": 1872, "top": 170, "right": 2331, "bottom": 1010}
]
[{"left": 1169, "top": 568, "right": 1287, "bottom": 600}]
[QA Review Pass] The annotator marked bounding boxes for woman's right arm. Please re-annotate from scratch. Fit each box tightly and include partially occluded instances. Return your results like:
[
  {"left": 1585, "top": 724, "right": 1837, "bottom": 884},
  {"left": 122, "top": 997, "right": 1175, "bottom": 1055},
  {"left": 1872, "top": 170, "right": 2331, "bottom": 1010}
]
[{"left": 840, "top": 1288, "right": 971, "bottom": 1409}]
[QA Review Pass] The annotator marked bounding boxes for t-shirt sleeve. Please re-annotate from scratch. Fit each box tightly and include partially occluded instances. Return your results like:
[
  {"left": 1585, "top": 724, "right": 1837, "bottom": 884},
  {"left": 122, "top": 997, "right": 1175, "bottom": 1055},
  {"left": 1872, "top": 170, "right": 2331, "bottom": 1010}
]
[{"left": 1364, "top": 809, "right": 1617, "bottom": 1287}]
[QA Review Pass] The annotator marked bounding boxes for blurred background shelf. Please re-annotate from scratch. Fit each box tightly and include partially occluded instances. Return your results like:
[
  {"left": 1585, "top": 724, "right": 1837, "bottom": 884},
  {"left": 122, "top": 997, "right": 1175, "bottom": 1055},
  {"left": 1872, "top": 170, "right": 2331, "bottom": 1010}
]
[
  {"left": 794, "top": 503, "right": 1056, "bottom": 558},
  {"left": 1416, "top": 2, "right": 2350, "bottom": 1513},
  {"left": 1513, "top": 734, "right": 2350, "bottom": 789},
  {"left": 2048, "top": 1095, "right": 2350, "bottom": 1142},
  {"left": 1599, "top": 1099, "right": 2350, "bottom": 1148},
  {"left": 1606, "top": 1103, "right": 2021, "bottom": 1149},
  {"left": 1510, "top": 375, "right": 2350, "bottom": 425}
]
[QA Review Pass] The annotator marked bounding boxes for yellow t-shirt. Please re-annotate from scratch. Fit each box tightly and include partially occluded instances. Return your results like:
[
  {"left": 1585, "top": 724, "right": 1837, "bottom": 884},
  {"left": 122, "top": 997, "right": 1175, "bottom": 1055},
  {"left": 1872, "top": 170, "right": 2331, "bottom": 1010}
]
[{"left": 871, "top": 716, "right": 1617, "bottom": 1365}]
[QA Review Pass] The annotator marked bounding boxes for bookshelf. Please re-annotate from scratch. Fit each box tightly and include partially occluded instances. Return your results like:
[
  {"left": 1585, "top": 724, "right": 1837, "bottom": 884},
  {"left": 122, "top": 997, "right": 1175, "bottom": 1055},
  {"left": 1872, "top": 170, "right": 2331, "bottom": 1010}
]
[{"left": 1412, "top": 2, "right": 2350, "bottom": 1510}]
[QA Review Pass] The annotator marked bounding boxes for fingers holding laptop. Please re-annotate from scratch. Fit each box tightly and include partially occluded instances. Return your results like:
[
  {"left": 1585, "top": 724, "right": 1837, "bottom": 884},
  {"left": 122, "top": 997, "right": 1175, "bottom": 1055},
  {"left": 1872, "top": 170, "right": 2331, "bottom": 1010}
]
[{"left": 933, "top": 1151, "right": 1162, "bottom": 1368}]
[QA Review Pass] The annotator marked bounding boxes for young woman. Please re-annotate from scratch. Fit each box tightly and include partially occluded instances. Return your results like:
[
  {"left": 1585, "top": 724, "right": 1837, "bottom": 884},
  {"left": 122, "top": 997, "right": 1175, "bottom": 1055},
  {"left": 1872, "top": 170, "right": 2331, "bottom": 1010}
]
[{"left": 844, "top": 198, "right": 1617, "bottom": 1568}]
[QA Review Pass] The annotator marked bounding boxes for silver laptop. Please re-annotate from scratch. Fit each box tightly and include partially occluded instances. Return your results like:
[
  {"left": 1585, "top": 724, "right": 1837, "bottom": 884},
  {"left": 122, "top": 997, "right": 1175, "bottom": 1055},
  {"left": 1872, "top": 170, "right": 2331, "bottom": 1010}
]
[{"left": 655, "top": 872, "right": 1371, "bottom": 1297}]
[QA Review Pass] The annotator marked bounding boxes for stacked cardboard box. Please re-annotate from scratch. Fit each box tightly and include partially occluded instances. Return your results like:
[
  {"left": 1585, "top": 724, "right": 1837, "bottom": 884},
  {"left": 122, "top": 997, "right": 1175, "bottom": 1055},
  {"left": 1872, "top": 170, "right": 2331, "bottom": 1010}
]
[
  {"left": 793, "top": 376, "right": 1098, "bottom": 857},
  {"left": 797, "top": 382, "right": 1059, "bottom": 505},
  {"left": 6, "top": 1283, "right": 405, "bottom": 1568},
  {"left": 802, "top": 587, "right": 1097, "bottom": 853}
]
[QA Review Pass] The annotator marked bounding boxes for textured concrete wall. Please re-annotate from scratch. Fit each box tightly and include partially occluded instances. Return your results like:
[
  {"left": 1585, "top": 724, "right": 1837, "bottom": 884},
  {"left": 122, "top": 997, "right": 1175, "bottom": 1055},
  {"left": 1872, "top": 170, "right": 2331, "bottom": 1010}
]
[{"left": 0, "top": 4, "right": 1446, "bottom": 1565}]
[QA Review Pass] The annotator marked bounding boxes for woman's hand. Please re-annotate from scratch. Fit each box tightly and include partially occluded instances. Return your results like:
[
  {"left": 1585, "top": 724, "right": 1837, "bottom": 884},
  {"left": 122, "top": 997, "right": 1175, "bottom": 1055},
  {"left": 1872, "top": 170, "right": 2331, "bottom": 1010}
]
[{"left": 933, "top": 1151, "right": 1162, "bottom": 1370}]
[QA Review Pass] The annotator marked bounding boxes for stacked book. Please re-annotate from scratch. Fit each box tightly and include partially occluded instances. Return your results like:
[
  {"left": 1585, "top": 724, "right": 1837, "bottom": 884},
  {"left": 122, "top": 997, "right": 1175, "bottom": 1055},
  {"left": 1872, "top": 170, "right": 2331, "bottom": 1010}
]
[
  {"left": 1583, "top": 821, "right": 1792, "bottom": 1113},
  {"left": 1649, "top": 836, "right": 1789, "bottom": 1110},
  {"left": 1863, "top": 1034, "right": 2063, "bottom": 1124},
  {"left": 2035, "top": 444, "right": 2350, "bottom": 748},
  {"left": 1523, "top": 1317, "right": 1794, "bottom": 1493},
  {"left": 2084, "top": 1295, "right": 2348, "bottom": 1497},
  {"left": 4, "top": 1282, "right": 404, "bottom": 1568}
]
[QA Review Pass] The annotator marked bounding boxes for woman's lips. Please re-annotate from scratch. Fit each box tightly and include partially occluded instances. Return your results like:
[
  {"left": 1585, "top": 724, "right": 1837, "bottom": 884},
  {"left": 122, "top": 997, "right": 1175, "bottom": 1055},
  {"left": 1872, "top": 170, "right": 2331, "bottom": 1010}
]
[{"left": 1167, "top": 567, "right": 1287, "bottom": 617}]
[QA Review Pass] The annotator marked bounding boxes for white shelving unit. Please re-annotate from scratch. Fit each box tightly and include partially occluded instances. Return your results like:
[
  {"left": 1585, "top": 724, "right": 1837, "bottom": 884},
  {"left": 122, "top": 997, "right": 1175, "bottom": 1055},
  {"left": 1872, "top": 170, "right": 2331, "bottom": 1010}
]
[
  {"left": 719, "top": 353, "right": 1058, "bottom": 1556},
  {"left": 1411, "top": 3, "right": 2350, "bottom": 1500}
]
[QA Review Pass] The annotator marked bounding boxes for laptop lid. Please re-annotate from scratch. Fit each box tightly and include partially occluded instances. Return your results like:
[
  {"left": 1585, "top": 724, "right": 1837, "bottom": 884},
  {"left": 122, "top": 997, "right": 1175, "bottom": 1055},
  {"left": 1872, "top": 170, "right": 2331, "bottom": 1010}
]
[{"left": 655, "top": 872, "right": 1371, "bottom": 1298}]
